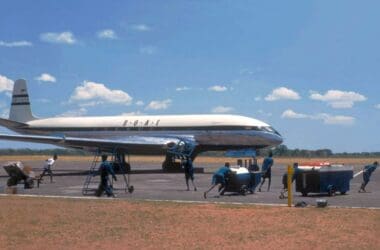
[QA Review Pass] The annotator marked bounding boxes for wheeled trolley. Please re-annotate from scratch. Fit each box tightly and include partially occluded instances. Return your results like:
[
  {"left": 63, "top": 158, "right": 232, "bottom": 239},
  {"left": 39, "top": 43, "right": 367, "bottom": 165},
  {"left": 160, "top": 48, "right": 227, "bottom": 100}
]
[
  {"left": 3, "top": 161, "right": 36, "bottom": 189},
  {"left": 222, "top": 167, "right": 262, "bottom": 195},
  {"left": 295, "top": 163, "right": 353, "bottom": 196}
]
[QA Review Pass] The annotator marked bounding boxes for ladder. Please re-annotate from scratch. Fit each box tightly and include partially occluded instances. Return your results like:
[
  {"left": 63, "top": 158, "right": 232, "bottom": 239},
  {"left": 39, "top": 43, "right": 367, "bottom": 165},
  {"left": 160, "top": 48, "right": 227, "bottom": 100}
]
[
  {"left": 82, "top": 153, "right": 101, "bottom": 195},
  {"left": 82, "top": 150, "right": 134, "bottom": 196}
]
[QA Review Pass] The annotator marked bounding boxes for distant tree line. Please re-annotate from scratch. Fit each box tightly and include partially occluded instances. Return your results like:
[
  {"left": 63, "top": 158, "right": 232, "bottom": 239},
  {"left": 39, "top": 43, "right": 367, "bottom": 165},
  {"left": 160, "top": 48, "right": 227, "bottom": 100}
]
[
  {"left": 0, "top": 145, "right": 379, "bottom": 157},
  {"left": 258, "top": 145, "right": 380, "bottom": 158},
  {"left": 0, "top": 148, "right": 91, "bottom": 156}
]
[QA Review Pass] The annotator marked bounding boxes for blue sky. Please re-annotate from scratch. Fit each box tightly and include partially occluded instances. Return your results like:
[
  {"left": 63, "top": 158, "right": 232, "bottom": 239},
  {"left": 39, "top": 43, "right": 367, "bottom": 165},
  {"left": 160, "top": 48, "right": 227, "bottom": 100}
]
[{"left": 0, "top": 0, "right": 379, "bottom": 152}]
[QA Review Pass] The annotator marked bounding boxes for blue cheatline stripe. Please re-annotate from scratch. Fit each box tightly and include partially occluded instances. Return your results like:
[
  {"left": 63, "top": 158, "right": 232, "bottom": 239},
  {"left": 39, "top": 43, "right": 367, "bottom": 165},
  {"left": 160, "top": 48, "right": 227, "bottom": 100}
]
[
  {"left": 12, "top": 94, "right": 29, "bottom": 98},
  {"left": 27, "top": 126, "right": 264, "bottom": 132},
  {"left": 11, "top": 102, "right": 30, "bottom": 106}
]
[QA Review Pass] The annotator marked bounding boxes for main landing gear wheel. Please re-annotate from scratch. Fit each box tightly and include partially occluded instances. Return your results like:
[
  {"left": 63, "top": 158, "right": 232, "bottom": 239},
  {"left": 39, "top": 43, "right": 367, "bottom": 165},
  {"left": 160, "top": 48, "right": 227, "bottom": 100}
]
[{"left": 128, "top": 186, "right": 134, "bottom": 193}]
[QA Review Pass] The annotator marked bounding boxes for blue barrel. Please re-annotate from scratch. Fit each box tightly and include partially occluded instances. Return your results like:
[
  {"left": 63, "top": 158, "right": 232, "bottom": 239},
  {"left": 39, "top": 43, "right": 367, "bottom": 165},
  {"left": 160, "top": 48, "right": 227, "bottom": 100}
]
[{"left": 224, "top": 171, "right": 262, "bottom": 194}]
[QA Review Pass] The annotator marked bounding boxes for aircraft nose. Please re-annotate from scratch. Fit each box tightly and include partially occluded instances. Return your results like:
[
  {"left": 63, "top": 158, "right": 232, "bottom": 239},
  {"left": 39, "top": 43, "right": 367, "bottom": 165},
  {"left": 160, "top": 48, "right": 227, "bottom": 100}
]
[{"left": 271, "top": 134, "right": 283, "bottom": 146}]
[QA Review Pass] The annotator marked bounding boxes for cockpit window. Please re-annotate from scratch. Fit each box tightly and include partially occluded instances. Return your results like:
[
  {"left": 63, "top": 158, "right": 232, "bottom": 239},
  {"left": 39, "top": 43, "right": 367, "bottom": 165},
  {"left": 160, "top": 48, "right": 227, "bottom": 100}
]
[
  {"left": 245, "top": 126, "right": 281, "bottom": 136},
  {"left": 259, "top": 126, "right": 281, "bottom": 136}
]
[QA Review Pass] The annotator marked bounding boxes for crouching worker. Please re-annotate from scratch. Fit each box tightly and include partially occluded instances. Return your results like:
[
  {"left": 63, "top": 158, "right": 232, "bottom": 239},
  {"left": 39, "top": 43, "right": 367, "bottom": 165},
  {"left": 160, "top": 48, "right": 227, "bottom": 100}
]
[
  {"left": 96, "top": 154, "right": 117, "bottom": 197},
  {"left": 279, "top": 163, "right": 298, "bottom": 199},
  {"left": 359, "top": 161, "right": 378, "bottom": 193},
  {"left": 204, "top": 162, "right": 231, "bottom": 199}
]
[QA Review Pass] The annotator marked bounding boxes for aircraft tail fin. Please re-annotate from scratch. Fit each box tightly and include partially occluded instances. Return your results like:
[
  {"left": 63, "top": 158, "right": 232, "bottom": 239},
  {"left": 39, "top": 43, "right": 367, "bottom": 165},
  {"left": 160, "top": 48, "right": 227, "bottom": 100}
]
[{"left": 9, "top": 79, "right": 36, "bottom": 123}]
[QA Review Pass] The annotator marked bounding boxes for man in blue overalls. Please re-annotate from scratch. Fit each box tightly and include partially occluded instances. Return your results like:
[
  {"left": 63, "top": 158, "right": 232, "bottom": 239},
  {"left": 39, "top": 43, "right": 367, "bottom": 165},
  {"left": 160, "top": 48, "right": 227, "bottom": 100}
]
[
  {"left": 183, "top": 157, "right": 197, "bottom": 191},
  {"left": 359, "top": 161, "right": 378, "bottom": 193},
  {"left": 96, "top": 154, "right": 117, "bottom": 197},
  {"left": 279, "top": 163, "right": 299, "bottom": 199},
  {"left": 258, "top": 151, "right": 274, "bottom": 192},
  {"left": 204, "top": 162, "right": 231, "bottom": 198}
]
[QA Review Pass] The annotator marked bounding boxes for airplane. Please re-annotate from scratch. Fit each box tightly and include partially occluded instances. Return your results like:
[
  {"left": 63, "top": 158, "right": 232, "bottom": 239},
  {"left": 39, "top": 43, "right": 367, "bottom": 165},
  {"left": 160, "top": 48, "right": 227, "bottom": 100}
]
[{"left": 0, "top": 79, "right": 283, "bottom": 171}]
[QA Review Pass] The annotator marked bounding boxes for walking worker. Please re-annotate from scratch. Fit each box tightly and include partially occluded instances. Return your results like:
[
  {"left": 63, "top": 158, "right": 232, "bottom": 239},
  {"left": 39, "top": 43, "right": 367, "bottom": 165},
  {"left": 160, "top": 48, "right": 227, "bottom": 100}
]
[
  {"left": 279, "top": 163, "right": 298, "bottom": 199},
  {"left": 359, "top": 161, "right": 378, "bottom": 193},
  {"left": 96, "top": 154, "right": 117, "bottom": 197},
  {"left": 183, "top": 157, "right": 197, "bottom": 191},
  {"left": 40, "top": 154, "right": 58, "bottom": 183},
  {"left": 204, "top": 162, "right": 231, "bottom": 198},
  {"left": 258, "top": 151, "right": 274, "bottom": 192}
]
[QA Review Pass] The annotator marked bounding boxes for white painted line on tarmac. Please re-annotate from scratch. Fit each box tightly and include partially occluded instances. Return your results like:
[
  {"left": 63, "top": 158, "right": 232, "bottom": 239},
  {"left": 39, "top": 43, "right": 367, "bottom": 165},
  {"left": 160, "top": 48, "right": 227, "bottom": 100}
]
[
  {"left": 0, "top": 193, "right": 115, "bottom": 201},
  {"left": 139, "top": 198, "right": 289, "bottom": 207},
  {"left": 1, "top": 193, "right": 380, "bottom": 210}
]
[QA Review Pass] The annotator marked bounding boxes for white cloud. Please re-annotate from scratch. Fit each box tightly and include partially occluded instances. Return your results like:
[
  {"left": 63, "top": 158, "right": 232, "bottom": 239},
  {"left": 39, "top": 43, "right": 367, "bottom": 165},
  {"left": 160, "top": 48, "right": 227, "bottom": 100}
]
[
  {"left": 265, "top": 87, "right": 300, "bottom": 101},
  {"left": 211, "top": 106, "right": 234, "bottom": 114},
  {"left": 281, "top": 109, "right": 355, "bottom": 126},
  {"left": 121, "top": 111, "right": 145, "bottom": 116},
  {"left": 59, "top": 108, "right": 87, "bottom": 117},
  {"left": 70, "top": 81, "right": 133, "bottom": 105},
  {"left": 97, "top": 29, "right": 117, "bottom": 39},
  {"left": 208, "top": 85, "right": 228, "bottom": 92},
  {"left": 176, "top": 86, "right": 191, "bottom": 91},
  {"left": 40, "top": 31, "right": 77, "bottom": 44},
  {"left": 281, "top": 109, "right": 308, "bottom": 119},
  {"left": 0, "top": 74, "right": 14, "bottom": 93},
  {"left": 317, "top": 114, "right": 355, "bottom": 125},
  {"left": 375, "top": 104, "right": 380, "bottom": 109},
  {"left": 140, "top": 46, "right": 157, "bottom": 55},
  {"left": 146, "top": 99, "right": 172, "bottom": 110},
  {"left": 35, "top": 73, "right": 56, "bottom": 83},
  {"left": 135, "top": 100, "right": 144, "bottom": 106},
  {"left": 131, "top": 24, "right": 151, "bottom": 32},
  {"left": 0, "top": 40, "right": 32, "bottom": 47},
  {"left": 310, "top": 90, "right": 366, "bottom": 109},
  {"left": 78, "top": 101, "right": 101, "bottom": 107}
]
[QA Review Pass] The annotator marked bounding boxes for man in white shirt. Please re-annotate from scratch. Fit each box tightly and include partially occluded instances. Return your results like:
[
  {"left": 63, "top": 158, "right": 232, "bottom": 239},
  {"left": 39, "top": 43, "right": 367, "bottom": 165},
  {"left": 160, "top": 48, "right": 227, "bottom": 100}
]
[{"left": 40, "top": 154, "right": 58, "bottom": 183}]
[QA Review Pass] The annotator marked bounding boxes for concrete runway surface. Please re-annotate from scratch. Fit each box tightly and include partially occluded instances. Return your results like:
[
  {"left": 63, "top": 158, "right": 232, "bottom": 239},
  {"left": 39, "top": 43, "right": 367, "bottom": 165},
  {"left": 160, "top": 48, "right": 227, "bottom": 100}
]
[{"left": 1, "top": 159, "right": 379, "bottom": 208}]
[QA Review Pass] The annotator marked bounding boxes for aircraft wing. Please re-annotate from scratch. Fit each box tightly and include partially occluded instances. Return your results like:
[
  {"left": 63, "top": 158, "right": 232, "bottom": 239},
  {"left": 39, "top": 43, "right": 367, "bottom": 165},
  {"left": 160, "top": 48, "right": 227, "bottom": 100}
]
[{"left": 0, "top": 133, "right": 196, "bottom": 154}]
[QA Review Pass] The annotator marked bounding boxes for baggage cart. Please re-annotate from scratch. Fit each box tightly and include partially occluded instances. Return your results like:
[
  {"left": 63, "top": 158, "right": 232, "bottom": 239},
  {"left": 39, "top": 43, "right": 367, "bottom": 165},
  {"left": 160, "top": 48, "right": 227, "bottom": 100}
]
[
  {"left": 295, "top": 162, "right": 353, "bottom": 196},
  {"left": 3, "top": 161, "right": 36, "bottom": 189}
]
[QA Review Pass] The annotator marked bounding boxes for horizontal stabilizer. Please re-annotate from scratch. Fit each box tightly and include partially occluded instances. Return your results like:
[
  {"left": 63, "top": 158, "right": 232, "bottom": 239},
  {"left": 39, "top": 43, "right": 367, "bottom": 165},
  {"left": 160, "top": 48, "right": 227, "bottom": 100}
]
[{"left": 0, "top": 118, "right": 27, "bottom": 130}]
